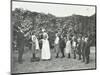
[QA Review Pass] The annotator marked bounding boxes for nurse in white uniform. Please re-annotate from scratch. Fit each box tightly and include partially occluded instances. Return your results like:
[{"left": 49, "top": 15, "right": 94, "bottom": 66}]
[{"left": 41, "top": 31, "right": 51, "bottom": 60}]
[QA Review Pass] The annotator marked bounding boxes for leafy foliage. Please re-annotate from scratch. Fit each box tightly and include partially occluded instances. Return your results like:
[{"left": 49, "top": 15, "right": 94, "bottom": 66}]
[{"left": 12, "top": 8, "right": 96, "bottom": 48}]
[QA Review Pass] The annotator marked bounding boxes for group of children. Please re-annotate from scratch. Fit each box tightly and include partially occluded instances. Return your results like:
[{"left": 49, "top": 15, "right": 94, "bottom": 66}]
[
  {"left": 30, "top": 28, "right": 91, "bottom": 64},
  {"left": 54, "top": 33, "right": 91, "bottom": 64},
  {"left": 17, "top": 28, "right": 91, "bottom": 64}
]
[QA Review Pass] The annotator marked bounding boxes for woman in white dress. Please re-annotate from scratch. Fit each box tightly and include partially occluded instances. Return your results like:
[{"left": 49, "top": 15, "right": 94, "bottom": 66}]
[
  {"left": 41, "top": 32, "right": 51, "bottom": 60},
  {"left": 65, "top": 36, "right": 72, "bottom": 58}
]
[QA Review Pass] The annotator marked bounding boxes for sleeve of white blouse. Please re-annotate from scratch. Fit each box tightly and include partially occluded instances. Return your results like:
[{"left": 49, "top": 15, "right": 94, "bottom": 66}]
[
  {"left": 36, "top": 38, "right": 40, "bottom": 50},
  {"left": 46, "top": 33, "right": 49, "bottom": 39},
  {"left": 31, "top": 35, "right": 33, "bottom": 42}
]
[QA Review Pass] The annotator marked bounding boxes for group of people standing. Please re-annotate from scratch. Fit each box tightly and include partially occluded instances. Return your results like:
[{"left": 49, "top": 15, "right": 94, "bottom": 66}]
[
  {"left": 31, "top": 29, "right": 51, "bottom": 61},
  {"left": 16, "top": 28, "right": 92, "bottom": 64},
  {"left": 54, "top": 32, "right": 92, "bottom": 64}
]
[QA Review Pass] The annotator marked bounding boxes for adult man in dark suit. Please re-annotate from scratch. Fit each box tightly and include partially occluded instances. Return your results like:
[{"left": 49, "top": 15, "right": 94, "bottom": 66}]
[{"left": 17, "top": 29, "right": 25, "bottom": 64}]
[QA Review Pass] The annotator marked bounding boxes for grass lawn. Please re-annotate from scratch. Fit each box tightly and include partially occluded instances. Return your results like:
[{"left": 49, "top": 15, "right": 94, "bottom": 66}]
[{"left": 11, "top": 46, "right": 96, "bottom": 74}]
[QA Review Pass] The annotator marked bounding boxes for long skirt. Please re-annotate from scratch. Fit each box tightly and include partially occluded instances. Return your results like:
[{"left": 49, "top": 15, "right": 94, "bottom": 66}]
[{"left": 41, "top": 39, "right": 51, "bottom": 60}]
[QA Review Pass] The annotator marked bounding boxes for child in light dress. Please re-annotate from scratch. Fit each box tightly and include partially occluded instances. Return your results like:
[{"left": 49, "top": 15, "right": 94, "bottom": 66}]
[{"left": 65, "top": 36, "right": 72, "bottom": 58}]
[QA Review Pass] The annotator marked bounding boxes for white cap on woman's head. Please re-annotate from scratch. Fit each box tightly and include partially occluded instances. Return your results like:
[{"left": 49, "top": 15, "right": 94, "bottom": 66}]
[
  {"left": 42, "top": 28, "right": 45, "bottom": 32},
  {"left": 20, "top": 29, "right": 23, "bottom": 33}
]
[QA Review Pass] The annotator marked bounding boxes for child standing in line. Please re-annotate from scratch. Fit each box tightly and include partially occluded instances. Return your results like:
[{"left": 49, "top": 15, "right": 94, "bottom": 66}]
[
  {"left": 72, "top": 36, "right": 77, "bottom": 59},
  {"left": 31, "top": 32, "right": 40, "bottom": 62},
  {"left": 54, "top": 33, "right": 60, "bottom": 58},
  {"left": 65, "top": 36, "right": 72, "bottom": 58}
]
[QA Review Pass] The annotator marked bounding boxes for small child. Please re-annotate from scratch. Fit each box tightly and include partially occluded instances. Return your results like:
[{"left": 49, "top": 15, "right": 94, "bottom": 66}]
[
  {"left": 31, "top": 33, "right": 40, "bottom": 62},
  {"left": 72, "top": 36, "right": 77, "bottom": 59},
  {"left": 65, "top": 36, "right": 72, "bottom": 58},
  {"left": 54, "top": 33, "right": 60, "bottom": 58}
]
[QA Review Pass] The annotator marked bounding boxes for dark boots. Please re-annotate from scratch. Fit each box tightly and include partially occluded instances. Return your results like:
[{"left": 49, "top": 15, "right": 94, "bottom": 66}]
[
  {"left": 31, "top": 53, "right": 36, "bottom": 62},
  {"left": 85, "top": 55, "right": 90, "bottom": 64},
  {"left": 31, "top": 53, "right": 40, "bottom": 62},
  {"left": 73, "top": 51, "right": 76, "bottom": 59},
  {"left": 68, "top": 53, "right": 71, "bottom": 58}
]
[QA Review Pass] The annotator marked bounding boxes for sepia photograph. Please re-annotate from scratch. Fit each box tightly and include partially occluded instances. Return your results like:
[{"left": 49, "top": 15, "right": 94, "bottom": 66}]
[{"left": 11, "top": 0, "right": 96, "bottom": 74}]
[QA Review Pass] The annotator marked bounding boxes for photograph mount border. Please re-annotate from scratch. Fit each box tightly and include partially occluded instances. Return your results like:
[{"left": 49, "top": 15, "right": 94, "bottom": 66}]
[{"left": 11, "top": 0, "right": 97, "bottom": 75}]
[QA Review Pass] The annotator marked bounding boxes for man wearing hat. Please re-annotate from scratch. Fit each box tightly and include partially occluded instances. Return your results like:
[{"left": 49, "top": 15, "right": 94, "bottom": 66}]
[{"left": 17, "top": 28, "right": 25, "bottom": 64}]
